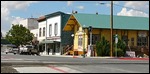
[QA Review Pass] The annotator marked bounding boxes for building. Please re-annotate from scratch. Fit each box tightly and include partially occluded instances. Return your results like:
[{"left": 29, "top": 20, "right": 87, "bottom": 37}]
[
  {"left": 18, "top": 18, "right": 38, "bottom": 30},
  {"left": 63, "top": 13, "right": 149, "bottom": 56},
  {"left": 37, "top": 11, "right": 73, "bottom": 55}
]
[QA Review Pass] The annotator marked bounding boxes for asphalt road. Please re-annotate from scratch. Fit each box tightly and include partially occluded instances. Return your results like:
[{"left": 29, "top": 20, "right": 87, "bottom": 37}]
[
  {"left": 1, "top": 53, "right": 149, "bottom": 64},
  {"left": 1, "top": 53, "right": 149, "bottom": 73}
]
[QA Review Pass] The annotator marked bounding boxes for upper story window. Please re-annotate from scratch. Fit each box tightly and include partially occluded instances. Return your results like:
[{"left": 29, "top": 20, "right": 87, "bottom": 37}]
[
  {"left": 78, "top": 35, "right": 83, "bottom": 46},
  {"left": 39, "top": 28, "right": 41, "bottom": 37},
  {"left": 54, "top": 23, "right": 58, "bottom": 36},
  {"left": 43, "top": 27, "right": 45, "bottom": 36},
  {"left": 49, "top": 24, "right": 52, "bottom": 37}
]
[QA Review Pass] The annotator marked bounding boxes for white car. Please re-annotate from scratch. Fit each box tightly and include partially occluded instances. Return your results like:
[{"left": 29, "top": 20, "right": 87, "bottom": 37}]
[{"left": 5, "top": 48, "right": 13, "bottom": 54}]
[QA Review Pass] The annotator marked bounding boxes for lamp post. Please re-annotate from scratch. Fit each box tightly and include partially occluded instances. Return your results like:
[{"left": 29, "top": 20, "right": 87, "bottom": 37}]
[
  {"left": 100, "top": 1, "right": 113, "bottom": 57},
  {"left": 83, "top": 25, "right": 86, "bottom": 58}
]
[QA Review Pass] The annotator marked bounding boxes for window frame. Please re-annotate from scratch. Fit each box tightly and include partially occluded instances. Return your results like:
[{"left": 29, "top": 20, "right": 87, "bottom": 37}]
[
  {"left": 49, "top": 24, "right": 52, "bottom": 37},
  {"left": 54, "top": 23, "right": 58, "bottom": 36},
  {"left": 39, "top": 28, "right": 41, "bottom": 37},
  {"left": 43, "top": 27, "right": 45, "bottom": 36}
]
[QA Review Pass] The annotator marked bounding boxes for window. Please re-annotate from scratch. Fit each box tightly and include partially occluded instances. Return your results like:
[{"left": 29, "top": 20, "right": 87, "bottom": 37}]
[
  {"left": 78, "top": 35, "right": 83, "bottom": 46},
  {"left": 137, "top": 37, "right": 147, "bottom": 46},
  {"left": 54, "top": 23, "right": 58, "bottom": 36},
  {"left": 122, "top": 30, "right": 128, "bottom": 45},
  {"left": 137, "top": 31, "right": 148, "bottom": 46},
  {"left": 43, "top": 27, "right": 45, "bottom": 36},
  {"left": 49, "top": 24, "right": 52, "bottom": 37},
  {"left": 92, "top": 34, "right": 100, "bottom": 44},
  {"left": 39, "top": 28, "right": 41, "bottom": 37},
  {"left": 131, "top": 38, "right": 134, "bottom": 46},
  {"left": 122, "top": 35, "right": 128, "bottom": 45}
]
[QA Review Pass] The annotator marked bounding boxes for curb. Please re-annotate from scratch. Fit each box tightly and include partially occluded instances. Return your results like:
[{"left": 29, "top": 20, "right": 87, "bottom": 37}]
[{"left": 1, "top": 61, "right": 149, "bottom": 66}]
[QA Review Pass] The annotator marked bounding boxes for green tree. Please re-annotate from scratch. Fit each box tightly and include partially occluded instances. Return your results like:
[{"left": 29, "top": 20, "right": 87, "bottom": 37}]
[
  {"left": 113, "top": 38, "right": 126, "bottom": 57},
  {"left": 96, "top": 36, "right": 110, "bottom": 56},
  {"left": 6, "top": 24, "right": 34, "bottom": 52}
]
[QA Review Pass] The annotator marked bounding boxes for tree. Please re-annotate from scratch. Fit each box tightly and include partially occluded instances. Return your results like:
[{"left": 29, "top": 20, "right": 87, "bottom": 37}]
[
  {"left": 113, "top": 38, "right": 126, "bottom": 57},
  {"left": 96, "top": 36, "right": 110, "bottom": 56},
  {"left": 6, "top": 24, "right": 34, "bottom": 52}
]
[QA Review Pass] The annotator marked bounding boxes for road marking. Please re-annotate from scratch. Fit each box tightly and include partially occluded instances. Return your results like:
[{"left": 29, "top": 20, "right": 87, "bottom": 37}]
[{"left": 47, "top": 65, "right": 68, "bottom": 73}]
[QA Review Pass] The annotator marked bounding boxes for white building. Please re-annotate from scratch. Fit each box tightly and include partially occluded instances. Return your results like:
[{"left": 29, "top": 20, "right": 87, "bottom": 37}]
[
  {"left": 37, "top": 11, "right": 73, "bottom": 56},
  {"left": 19, "top": 18, "right": 38, "bottom": 30},
  {"left": 30, "top": 29, "right": 38, "bottom": 37}
]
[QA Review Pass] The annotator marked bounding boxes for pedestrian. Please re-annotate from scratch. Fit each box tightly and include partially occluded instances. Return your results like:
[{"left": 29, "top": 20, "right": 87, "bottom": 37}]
[{"left": 48, "top": 48, "right": 50, "bottom": 55}]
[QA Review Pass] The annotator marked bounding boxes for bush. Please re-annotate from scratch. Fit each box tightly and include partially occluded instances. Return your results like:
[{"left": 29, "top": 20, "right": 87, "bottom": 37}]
[
  {"left": 113, "top": 48, "right": 124, "bottom": 57},
  {"left": 96, "top": 36, "right": 110, "bottom": 56},
  {"left": 113, "top": 38, "right": 126, "bottom": 56}
]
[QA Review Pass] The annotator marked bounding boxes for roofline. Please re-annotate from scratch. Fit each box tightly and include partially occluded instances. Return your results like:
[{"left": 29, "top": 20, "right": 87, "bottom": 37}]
[
  {"left": 37, "top": 16, "right": 46, "bottom": 22},
  {"left": 63, "top": 15, "right": 73, "bottom": 31},
  {"left": 45, "top": 11, "right": 65, "bottom": 19}
]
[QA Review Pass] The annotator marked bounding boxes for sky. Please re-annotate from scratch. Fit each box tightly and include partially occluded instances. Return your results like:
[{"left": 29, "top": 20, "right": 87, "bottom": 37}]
[{"left": 1, "top": 1, "right": 149, "bottom": 37}]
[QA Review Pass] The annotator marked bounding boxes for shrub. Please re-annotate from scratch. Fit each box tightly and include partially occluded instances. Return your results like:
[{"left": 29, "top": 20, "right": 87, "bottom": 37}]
[
  {"left": 96, "top": 36, "right": 110, "bottom": 56},
  {"left": 113, "top": 48, "right": 124, "bottom": 57},
  {"left": 113, "top": 38, "right": 126, "bottom": 56}
]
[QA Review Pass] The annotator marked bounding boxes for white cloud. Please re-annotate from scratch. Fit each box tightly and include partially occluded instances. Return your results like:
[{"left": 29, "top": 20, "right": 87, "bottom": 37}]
[
  {"left": 117, "top": 8, "right": 149, "bottom": 17},
  {"left": 117, "top": 1, "right": 149, "bottom": 17},
  {"left": 11, "top": 16, "right": 25, "bottom": 25},
  {"left": 124, "top": 1, "right": 149, "bottom": 12},
  {"left": 1, "top": 1, "right": 38, "bottom": 37},
  {"left": 76, "top": 6, "right": 84, "bottom": 10},
  {"left": 67, "top": 1, "right": 74, "bottom": 6}
]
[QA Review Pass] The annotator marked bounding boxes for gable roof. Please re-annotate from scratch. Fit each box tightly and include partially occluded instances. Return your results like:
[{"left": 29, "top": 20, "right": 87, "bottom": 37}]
[{"left": 73, "top": 13, "right": 149, "bottom": 30}]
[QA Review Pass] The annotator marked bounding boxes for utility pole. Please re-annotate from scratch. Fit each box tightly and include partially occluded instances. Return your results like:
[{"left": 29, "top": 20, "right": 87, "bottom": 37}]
[{"left": 110, "top": 1, "right": 113, "bottom": 57}]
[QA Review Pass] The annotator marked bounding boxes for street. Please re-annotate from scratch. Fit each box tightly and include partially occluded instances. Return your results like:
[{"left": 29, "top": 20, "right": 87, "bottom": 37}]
[{"left": 1, "top": 52, "right": 149, "bottom": 73}]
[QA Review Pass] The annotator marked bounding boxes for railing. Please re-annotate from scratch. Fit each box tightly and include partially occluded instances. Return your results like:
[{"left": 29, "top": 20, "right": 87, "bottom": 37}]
[{"left": 63, "top": 45, "right": 73, "bottom": 55}]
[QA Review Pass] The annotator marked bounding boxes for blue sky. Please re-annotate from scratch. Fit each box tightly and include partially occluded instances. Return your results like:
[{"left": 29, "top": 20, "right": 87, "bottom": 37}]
[{"left": 1, "top": 1, "right": 149, "bottom": 36}]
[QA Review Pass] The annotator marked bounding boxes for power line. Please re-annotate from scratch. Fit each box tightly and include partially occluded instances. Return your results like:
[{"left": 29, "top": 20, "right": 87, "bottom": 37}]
[
  {"left": 113, "top": 3, "right": 148, "bottom": 13},
  {"left": 99, "top": 2, "right": 148, "bottom": 13}
]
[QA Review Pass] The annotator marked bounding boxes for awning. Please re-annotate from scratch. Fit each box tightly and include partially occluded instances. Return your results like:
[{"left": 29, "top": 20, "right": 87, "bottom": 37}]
[
  {"left": 40, "top": 40, "right": 54, "bottom": 44},
  {"left": 39, "top": 40, "right": 60, "bottom": 44}
]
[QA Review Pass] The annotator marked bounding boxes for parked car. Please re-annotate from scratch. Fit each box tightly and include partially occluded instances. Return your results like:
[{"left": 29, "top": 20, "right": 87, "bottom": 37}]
[
  {"left": 4, "top": 44, "right": 18, "bottom": 55},
  {"left": 19, "top": 45, "right": 40, "bottom": 56},
  {"left": 5, "top": 48, "right": 13, "bottom": 54}
]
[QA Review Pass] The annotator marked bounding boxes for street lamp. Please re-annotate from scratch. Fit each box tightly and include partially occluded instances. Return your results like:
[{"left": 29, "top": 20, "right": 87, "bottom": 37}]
[
  {"left": 100, "top": 1, "right": 113, "bottom": 57},
  {"left": 83, "top": 25, "right": 86, "bottom": 58}
]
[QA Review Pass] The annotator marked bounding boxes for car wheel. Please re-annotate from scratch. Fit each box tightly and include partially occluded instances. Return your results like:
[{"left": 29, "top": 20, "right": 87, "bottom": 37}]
[{"left": 6, "top": 52, "right": 8, "bottom": 54}]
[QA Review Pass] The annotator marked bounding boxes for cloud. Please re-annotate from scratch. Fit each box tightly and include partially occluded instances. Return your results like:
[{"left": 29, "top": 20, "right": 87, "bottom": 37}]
[
  {"left": 117, "top": 8, "right": 149, "bottom": 17},
  {"left": 76, "top": 6, "right": 84, "bottom": 10},
  {"left": 117, "top": 1, "right": 149, "bottom": 17},
  {"left": 124, "top": 1, "right": 149, "bottom": 12},
  {"left": 11, "top": 16, "right": 25, "bottom": 25},
  {"left": 1, "top": 1, "right": 38, "bottom": 37},
  {"left": 67, "top": 1, "right": 74, "bottom": 6}
]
